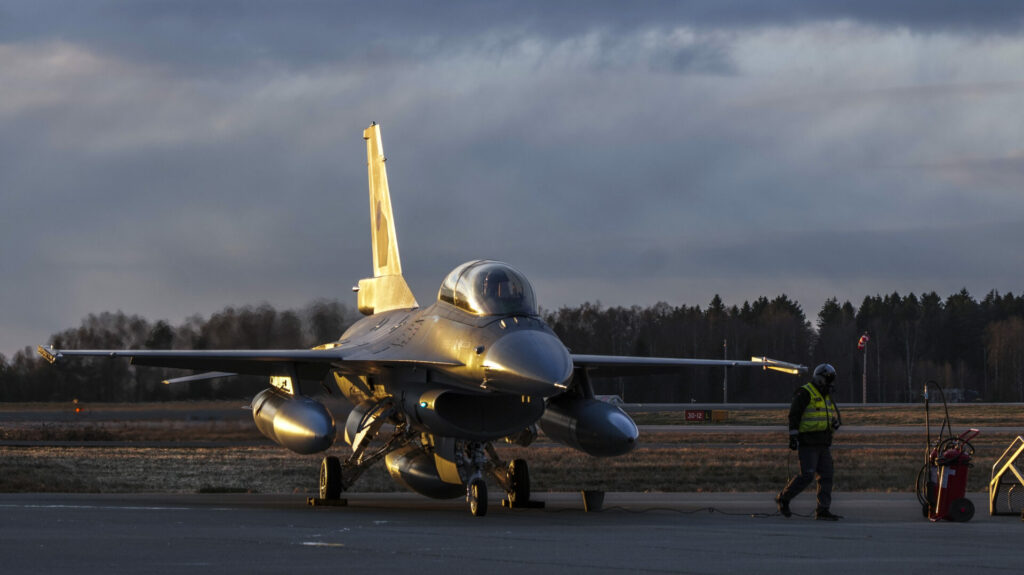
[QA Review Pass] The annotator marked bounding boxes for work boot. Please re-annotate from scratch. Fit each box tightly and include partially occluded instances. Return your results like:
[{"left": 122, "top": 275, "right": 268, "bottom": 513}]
[
  {"left": 815, "top": 509, "right": 842, "bottom": 521},
  {"left": 775, "top": 494, "right": 791, "bottom": 518}
]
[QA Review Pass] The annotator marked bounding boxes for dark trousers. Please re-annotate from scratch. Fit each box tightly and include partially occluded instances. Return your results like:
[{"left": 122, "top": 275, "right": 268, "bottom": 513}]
[{"left": 780, "top": 444, "right": 834, "bottom": 511}]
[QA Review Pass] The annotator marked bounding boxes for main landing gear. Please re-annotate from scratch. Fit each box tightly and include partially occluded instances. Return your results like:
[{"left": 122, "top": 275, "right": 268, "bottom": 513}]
[
  {"left": 506, "top": 458, "right": 530, "bottom": 508},
  {"left": 312, "top": 399, "right": 412, "bottom": 506},
  {"left": 467, "top": 477, "right": 487, "bottom": 516},
  {"left": 319, "top": 455, "right": 343, "bottom": 500},
  {"left": 312, "top": 416, "right": 544, "bottom": 517}
]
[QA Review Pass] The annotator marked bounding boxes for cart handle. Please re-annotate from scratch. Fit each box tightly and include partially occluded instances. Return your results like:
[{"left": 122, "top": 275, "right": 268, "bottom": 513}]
[{"left": 959, "top": 428, "right": 980, "bottom": 443}]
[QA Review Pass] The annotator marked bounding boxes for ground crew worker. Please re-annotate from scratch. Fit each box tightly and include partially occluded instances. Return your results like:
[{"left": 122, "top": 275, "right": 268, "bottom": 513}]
[{"left": 776, "top": 363, "right": 842, "bottom": 520}]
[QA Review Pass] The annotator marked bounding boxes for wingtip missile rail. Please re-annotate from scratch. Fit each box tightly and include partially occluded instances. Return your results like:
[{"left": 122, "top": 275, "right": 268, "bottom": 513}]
[
  {"left": 750, "top": 356, "right": 807, "bottom": 375},
  {"left": 37, "top": 345, "right": 59, "bottom": 364}
]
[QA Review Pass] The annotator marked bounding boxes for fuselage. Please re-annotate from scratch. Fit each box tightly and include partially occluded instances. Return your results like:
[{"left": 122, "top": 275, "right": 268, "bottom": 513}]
[{"left": 328, "top": 298, "right": 574, "bottom": 442}]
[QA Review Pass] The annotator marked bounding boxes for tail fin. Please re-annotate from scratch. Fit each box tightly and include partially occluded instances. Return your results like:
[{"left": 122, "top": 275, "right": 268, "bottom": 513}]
[{"left": 356, "top": 123, "right": 418, "bottom": 315}]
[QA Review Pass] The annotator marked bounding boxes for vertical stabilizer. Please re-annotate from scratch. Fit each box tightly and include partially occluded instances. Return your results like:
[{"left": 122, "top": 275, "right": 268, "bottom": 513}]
[{"left": 357, "top": 123, "right": 418, "bottom": 315}]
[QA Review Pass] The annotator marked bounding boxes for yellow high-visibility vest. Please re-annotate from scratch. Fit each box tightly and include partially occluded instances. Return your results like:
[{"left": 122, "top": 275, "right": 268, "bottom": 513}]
[{"left": 798, "top": 382, "right": 835, "bottom": 433}]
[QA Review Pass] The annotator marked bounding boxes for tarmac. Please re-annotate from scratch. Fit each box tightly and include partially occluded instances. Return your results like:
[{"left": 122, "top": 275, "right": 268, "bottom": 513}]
[{"left": 0, "top": 491, "right": 1019, "bottom": 574}]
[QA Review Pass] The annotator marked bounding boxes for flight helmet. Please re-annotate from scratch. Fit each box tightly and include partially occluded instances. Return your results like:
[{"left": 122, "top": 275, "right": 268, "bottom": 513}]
[{"left": 812, "top": 363, "right": 836, "bottom": 393}]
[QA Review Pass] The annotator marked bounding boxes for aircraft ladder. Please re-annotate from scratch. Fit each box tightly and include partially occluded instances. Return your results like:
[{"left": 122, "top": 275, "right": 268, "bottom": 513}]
[{"left": 989, "top": 435, "right": 1024, "bottom": 517}]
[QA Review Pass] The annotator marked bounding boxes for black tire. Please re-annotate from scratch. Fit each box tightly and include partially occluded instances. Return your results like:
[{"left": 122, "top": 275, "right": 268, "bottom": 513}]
[
  {"left": 508, "top": 459, "right": 530, "bottom": 506},
  {"left": 319, "top": 456, "right": 342, "bottom": 500},
  {"left": 468, "top": 478, "right": 488, "bottom": 517},
  {"left": 948, "top": 498, "right": 974, "bottom": 522}
]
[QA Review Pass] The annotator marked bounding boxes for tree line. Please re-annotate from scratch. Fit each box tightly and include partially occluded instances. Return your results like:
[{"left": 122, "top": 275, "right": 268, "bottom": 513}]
[
  {"left": 550, "top": 289, "right": 1024, "bottom": 404},
  {"left": 1, "top": 300, "right": 359, "bottom": 402},
  {"left": 2, "top": 289, "right": 1023, "bottom": 403}
]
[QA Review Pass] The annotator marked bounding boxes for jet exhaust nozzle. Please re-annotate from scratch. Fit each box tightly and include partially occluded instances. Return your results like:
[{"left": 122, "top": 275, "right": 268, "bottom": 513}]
[{"left": 252, "top": 388, "right": 336, "bottom": 454}]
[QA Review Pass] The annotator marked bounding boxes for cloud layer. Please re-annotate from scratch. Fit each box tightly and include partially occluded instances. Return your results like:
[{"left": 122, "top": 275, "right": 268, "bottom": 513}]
[{"left": 3, "top": 2, "right": 1024, "bottom": 356}]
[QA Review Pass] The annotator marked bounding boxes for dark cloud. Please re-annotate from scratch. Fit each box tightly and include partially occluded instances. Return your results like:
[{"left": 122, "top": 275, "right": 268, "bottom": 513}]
[
  {"left": 5, "top": 1, "right": 1024, "bottom": 74},
  {"left": 3, "top": 2, "right": 1024, "bottom": 357}
]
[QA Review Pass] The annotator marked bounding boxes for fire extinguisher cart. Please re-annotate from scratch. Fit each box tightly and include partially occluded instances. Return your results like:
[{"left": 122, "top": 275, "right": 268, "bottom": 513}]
[{"left": 915, "top": 382, "right": 979, "bottom": 522}]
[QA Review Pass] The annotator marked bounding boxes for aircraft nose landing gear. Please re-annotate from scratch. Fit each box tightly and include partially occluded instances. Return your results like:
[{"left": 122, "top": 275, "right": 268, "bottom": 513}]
[{"left": 461, "top": 442, "right": 545, "bottom": 516}]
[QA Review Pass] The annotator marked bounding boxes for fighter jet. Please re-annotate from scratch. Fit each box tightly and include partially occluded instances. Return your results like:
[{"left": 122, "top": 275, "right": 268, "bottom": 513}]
[{"left": 38, "top": 123, "right": 805, "bottom": 516}]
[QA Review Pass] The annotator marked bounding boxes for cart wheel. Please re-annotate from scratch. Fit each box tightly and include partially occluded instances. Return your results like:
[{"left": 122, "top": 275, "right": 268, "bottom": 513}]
[{"left": 948, "top": 498, "right": 974, "bottom": 522}]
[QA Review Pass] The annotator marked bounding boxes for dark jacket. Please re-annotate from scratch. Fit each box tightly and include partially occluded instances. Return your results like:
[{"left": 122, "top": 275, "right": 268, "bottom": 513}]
[{"left": 788, "top": 385, "right": 839, "bottom": 446}]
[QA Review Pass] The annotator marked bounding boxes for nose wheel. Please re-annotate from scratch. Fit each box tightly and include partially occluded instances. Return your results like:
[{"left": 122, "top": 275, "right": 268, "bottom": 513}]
[{"left": 460, "top": 442, "right": 544, "bottom": 516}]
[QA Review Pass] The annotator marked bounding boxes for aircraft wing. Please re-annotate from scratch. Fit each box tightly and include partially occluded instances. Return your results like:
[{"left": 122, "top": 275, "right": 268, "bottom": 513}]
[
  {"left": 37, "top": 345, "right": 461, "bottom": 381},
  {"left": 571, "top": 354, "right": 806, "bottom": 377}
]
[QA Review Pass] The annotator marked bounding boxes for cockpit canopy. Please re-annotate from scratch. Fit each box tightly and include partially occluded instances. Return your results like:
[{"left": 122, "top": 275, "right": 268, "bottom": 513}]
[{"left": 438, "top": 260, "right": 538, "bottom": 316}]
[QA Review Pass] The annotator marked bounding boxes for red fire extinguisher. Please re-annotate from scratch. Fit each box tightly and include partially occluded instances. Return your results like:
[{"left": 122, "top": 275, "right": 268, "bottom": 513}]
[
  {"left": 915, "top": 382, "right": 979, "bottom": 522},
  {"left": 928, "top": 429, "right": 979, "bottom": 521}
]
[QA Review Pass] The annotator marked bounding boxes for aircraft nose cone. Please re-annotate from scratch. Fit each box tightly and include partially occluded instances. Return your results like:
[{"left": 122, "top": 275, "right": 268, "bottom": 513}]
[{"left": 483, "top": 330, "right": 573, "bottom": 397}]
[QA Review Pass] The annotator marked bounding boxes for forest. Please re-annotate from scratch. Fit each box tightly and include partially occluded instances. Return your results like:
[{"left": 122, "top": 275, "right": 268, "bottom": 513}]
[{"left": 2, "top": 289, "right": 1023, "bottom": 403}]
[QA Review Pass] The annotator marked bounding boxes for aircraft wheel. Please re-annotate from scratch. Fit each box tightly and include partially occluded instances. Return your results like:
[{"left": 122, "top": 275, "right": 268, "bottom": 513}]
[
  {"left": 507, "top": 459, "right": 530, "bottom": 507},
  {"left": 319, "top": 456, "right": 342, "bottom": 500},
  {"left": 948, "top": 498, "right": 974, "bottom": 522},
  {"left": 468, "top": 478, "right": 488, "bottom": 517}
]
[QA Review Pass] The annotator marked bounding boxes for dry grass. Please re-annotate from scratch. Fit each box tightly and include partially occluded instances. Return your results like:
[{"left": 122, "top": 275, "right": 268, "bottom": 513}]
[
  {"left": 502, "top": 437, "right": 1012, "bottom": 494},
  {"left": 0, "top": 446, "right": 397, "bottom": 495},
  {"left": 0, "top": 420, "right": 261, "bottom": 442},
  {"left": 632, "top": 403, "right": 1024, "bottom": 426},
  {"left": 1, "top": 403, "right": 1020, "bottom": 495},
  {"left": 0, "top": 401, "right": 250, "bottom": 413},
  {"left": 3, "top": 432, "right": 1012, "bottom": 495}
]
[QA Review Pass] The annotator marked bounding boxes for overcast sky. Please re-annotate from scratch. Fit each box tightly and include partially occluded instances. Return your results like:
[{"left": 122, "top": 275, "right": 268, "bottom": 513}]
[{"left": 3, "top": 1, "right": 1024, "bottom": 358}]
